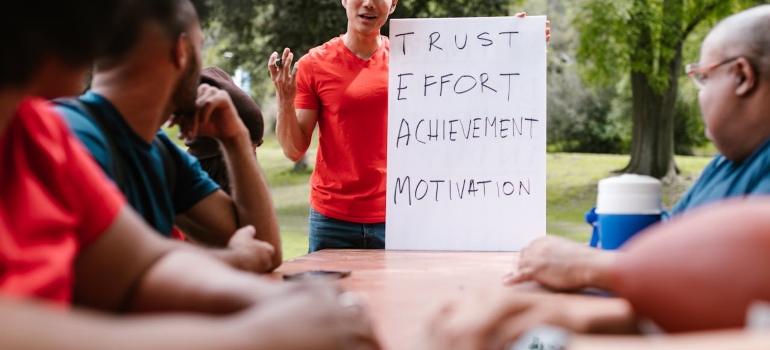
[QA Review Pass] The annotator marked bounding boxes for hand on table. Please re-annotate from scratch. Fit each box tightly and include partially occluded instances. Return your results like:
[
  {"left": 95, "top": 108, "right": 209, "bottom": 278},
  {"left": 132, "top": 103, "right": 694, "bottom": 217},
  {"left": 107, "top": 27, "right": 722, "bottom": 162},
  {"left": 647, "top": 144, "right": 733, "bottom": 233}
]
[
  {"left": 236, "top": 283, "right": 381, "bottom": 350},
  {"left": 226, "top": 225, "right": 276, "bottom": 273},
  {"left": 503, "top": 236, "right": 617, "bottom": 291},
  {"left": 427, "top": 291, "right": 589, "bottom": 350}
]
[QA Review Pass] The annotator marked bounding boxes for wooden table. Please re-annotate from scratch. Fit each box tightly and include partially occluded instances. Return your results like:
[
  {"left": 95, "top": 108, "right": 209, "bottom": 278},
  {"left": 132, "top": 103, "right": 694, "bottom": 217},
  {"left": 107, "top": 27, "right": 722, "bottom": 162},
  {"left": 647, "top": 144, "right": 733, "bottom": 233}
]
[{"left": 274, "top": 250, "right": 552, "bottom": 350}]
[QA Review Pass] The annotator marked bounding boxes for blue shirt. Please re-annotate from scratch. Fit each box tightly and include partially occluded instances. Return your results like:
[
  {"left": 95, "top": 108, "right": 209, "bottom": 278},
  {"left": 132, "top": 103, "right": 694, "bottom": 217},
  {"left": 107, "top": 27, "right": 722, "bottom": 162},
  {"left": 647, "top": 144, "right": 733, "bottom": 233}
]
[
  {"left": 58, "top": 91, "right": 220, "bottom": 236},
  {"left": 672, "top": 139, "right": 770, "bottom": 215}
]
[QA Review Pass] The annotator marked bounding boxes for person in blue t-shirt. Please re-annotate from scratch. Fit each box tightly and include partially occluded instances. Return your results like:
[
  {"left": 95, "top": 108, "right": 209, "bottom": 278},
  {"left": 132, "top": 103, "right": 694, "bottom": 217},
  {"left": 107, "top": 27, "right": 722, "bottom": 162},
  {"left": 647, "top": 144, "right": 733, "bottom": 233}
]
[
  {"left": 58, "top": 0, "right": 281, "bottom": 273},
  {"left": 427, "top": 6, "right": 770, "bottom": 349},
  {"left": 503, "top": 3, "right": 770, "bottom": 292}
]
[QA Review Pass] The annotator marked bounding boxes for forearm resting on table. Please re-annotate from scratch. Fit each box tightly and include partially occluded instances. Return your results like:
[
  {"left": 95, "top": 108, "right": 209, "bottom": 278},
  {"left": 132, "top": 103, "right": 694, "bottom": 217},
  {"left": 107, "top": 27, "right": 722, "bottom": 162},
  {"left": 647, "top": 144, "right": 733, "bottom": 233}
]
[
  {"left": 126, "top": 250, "right": 280, "bottom": 314},
  {"left": 0, "top": 298, "right": 246, "bottom": 350}
]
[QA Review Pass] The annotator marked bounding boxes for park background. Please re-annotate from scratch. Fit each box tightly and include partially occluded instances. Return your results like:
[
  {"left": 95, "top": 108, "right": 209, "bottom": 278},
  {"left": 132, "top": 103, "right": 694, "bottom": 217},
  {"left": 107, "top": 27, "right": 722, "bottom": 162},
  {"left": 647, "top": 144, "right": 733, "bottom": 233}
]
[{"left": 169, "top": 0, "right": 766, "bottom": 259}]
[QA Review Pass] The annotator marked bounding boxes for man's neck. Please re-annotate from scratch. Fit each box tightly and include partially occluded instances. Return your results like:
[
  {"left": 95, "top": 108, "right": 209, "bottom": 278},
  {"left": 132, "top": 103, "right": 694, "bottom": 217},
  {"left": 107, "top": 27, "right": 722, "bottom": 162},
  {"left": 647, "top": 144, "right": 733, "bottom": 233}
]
[
  {"left": 91, "top": 72, "right": 174, "bottom": 143},
  {"left": 0, "top": 89, "right": 26, "bottom": 136},
  {"left": 343, "top": 31, "right": 382, "bottom": 60}
]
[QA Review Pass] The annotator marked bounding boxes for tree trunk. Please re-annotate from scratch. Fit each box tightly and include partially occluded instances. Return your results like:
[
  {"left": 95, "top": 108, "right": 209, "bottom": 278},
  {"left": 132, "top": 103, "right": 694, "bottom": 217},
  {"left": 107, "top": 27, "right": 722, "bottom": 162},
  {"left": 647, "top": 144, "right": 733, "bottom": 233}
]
[
  {"left": 622, "top": 26, "right": 683, "bottom": 180},
  {"left": 292, "top": 154, "right": 308, "bottom": 173}
]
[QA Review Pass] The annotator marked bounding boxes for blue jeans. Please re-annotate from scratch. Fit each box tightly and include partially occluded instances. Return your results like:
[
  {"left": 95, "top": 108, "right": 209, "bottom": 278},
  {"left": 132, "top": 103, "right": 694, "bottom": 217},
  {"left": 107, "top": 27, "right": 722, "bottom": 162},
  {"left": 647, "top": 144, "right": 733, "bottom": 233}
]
[{"left": 308, "top": 208, "right": 385, "bottom": 253}]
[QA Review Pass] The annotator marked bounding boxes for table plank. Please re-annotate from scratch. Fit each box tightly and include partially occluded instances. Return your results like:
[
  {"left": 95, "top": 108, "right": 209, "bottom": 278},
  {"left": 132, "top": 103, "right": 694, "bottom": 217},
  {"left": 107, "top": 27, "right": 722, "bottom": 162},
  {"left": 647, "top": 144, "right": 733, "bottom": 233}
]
[{"left": 274, "top": 250, "right": 547, "bottom": 350}]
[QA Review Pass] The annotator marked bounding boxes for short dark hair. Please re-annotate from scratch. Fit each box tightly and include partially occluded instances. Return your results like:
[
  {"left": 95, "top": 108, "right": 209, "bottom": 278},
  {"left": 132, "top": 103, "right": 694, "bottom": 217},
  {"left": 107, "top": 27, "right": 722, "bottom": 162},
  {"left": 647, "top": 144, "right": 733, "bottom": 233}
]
[
  {"left": 0, "top": 1, "right": 124, "bottom": 87},
  {"left": 100, "top": 0, "right": 199, "bottom": 62}
]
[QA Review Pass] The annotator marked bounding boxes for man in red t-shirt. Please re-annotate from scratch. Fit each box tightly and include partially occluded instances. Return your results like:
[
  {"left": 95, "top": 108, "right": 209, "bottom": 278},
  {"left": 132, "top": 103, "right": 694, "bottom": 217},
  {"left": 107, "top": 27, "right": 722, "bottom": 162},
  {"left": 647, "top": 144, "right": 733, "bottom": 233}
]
[
  {"left": 0, "top": 1, "right": 379, "bottom": 349},
  {"left": 268, "top": 1, "right": 549, "bottom": 252},
  {"left": 270, "top": 0, "right": 399, "bottom": 253}
]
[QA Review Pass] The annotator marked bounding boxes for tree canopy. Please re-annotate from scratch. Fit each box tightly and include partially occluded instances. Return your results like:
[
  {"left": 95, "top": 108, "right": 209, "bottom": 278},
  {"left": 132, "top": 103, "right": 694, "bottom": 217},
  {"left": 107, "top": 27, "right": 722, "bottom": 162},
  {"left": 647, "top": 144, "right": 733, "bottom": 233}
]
[
  {"left": 196, "top": 0, "right": 512, "bottom": 102},
  {"left": 576, "top": 0, "right": 765, "bottom": 179}
]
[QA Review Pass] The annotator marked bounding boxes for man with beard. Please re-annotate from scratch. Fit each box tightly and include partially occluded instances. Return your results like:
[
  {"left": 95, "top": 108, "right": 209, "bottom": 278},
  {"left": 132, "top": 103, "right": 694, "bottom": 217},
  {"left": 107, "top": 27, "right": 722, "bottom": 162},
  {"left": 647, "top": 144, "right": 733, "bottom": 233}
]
[{"left": 58, "top": 0, "right": 281, "bottom": 272}]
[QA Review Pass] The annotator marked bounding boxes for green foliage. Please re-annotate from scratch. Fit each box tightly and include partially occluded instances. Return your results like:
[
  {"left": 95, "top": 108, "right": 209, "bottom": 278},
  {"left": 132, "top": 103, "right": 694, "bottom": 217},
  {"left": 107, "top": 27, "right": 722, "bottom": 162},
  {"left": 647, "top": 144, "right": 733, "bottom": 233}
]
[
  {"left": 546, "top": 64, "right": 628, "bottom": 154},
  {"left": 390, "top": 0, "right": 509, "bottom": 22},
  {"left": 266, "top": 0, "right": 347, "bottom": 58},
  {"left": 573, "top": 0, "right": 764, "bottom": 177},
  {"left": 531, "top": 0, "right": 627, "bottom": 154},
  {"left": 576, "top": 0, "right": 762, "bottom": 94},
  {"left": 197, "top": 0, "right": 512, "bottom": 105},
  {"left": 673, "top": 84, "right": 708, "bottom": 155}
]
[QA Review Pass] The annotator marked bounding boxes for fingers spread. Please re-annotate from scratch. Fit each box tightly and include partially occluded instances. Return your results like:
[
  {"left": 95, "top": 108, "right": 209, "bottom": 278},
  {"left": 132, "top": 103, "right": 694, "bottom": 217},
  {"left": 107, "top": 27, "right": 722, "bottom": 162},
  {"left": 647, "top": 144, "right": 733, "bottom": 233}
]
[{"left": 268, "top": 51, "right": 279, "bottom": 78}]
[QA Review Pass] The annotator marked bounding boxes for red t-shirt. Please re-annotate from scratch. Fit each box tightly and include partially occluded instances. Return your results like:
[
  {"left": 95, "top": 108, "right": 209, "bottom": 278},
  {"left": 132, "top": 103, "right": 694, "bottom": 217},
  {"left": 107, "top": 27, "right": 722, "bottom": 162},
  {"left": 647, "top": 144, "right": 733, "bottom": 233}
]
[
  {"left": 295, "top": 36, "right": 389, "bottom": 223},
  {"left": 0, "top": 98, "right": 125, "bottom": 305}
]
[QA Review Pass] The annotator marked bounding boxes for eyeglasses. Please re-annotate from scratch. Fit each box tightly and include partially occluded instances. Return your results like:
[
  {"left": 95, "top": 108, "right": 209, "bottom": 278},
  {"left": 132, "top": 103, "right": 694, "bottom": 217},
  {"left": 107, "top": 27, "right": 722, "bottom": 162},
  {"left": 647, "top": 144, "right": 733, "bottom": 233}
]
[{"left": 685, "top": 57, "right": 740, "bottom": 89}]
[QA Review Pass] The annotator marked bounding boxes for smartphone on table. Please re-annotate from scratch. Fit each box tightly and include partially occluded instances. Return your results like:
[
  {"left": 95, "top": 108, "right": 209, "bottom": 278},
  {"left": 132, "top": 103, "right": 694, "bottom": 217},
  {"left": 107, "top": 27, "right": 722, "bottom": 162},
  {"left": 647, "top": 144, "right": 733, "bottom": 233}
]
[{"left": 283, "top": 270, "right": 351, "bottom": 281}]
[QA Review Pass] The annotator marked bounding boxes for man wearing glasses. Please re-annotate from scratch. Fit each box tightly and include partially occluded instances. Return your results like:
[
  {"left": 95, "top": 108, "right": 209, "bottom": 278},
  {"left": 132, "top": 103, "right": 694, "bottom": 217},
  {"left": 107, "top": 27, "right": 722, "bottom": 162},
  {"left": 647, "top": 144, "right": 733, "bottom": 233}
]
[
  {"left": 505, "top": 4, "right": 770, "bottom": 292},
  {"left": 426, "top": 6, "right": 770, "bottom": 348}
]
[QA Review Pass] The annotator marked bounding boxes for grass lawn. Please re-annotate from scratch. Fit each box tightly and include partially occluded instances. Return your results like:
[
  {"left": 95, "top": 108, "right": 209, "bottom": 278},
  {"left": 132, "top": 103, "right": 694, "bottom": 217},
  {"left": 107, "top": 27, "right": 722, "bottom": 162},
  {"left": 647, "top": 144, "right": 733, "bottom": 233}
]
[{"left": 257, "top": 134, "right": 713, "bottom": 260}]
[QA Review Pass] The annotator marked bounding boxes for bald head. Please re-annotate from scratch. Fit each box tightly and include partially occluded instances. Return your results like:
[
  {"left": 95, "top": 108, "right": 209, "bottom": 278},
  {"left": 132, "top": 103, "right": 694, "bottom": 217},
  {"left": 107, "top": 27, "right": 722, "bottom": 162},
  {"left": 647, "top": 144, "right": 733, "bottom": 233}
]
[{"left": 706, "top": 5, "right": 770, "bottom": 78}]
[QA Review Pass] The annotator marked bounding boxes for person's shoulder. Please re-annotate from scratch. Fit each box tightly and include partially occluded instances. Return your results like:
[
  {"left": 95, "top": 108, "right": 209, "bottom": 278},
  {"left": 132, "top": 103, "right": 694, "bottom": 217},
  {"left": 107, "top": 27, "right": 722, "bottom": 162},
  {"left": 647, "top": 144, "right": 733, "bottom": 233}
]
[
  {"left": 55, "top": 98, "right": 94, "bottom": 128},
  {"left": 305, "top": 35, "right": 345, "bottom": 61},
  {"left": 15, "top": 98, "right": 113, "bottom": 172},
  {"left": 16, "top": 98, "right": 71, "bottom": 138},
  {"left": 753, "top": 138, "right": 770, "bottom": 159},
  {"left": 742, "top": 138, "right": 770, "bottom": 177},
  {"left": 54, "top": 98, "right": 109, "bottom": 152}
]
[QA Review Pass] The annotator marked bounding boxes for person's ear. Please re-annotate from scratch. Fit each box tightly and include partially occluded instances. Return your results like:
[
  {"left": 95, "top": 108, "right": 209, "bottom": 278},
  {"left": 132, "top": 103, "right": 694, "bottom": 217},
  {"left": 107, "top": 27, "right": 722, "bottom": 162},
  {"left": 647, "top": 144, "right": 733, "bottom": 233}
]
[
  {"left": 171, "top": 32, "right": 190, "bottom": 70},
  {"left": 341, "top": 0, "right": 347, "bottom": 9},
  {"left": 390, "top": 0, "right": 398, "bottom": 14},
  {"left": 734, "top": 57, "right": 757, "bottom": 96}
]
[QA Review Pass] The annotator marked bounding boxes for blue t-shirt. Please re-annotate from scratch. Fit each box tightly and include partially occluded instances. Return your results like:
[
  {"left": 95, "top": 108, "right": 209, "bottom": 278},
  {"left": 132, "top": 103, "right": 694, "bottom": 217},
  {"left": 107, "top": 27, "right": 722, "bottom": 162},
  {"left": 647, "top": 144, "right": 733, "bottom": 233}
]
[
  {"left": 58, "top": 91, "right": 220, "bottom": 236},
  {"left": 672, "top": 139, "right": 770, "bottom": 215}
]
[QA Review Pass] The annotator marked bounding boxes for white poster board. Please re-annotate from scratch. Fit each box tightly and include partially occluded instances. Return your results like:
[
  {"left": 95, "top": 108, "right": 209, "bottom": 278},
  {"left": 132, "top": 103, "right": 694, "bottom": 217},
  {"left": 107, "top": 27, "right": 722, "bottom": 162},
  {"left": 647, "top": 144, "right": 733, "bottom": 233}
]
[{"left": 386, "top": 16, "right": 547, "bottom": 251}]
